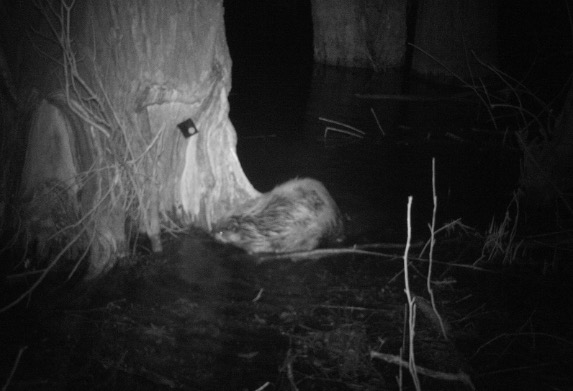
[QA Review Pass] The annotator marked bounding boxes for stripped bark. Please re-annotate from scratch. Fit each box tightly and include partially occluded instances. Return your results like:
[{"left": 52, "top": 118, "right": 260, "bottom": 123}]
[{"left": 13, "top": 0, "right": 257, "bottom": 276}]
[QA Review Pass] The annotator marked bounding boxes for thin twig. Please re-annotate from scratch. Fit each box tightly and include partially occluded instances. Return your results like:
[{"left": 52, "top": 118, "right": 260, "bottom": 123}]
[
  {"left": 2, "top": 346, "right": 28, "bottom": 391},
  {"left": 323, "top": 126, "right": 364, "bottom": 139},
  {"left": 319, "top": 117, "right": 366, "bottom": 134},
  {"left": 403, "top": 196, "right": 421, "bottom": 391},
  {"left": 370, "top": 351, "right": 475, "bottom": 390},
  {"left": 370, "top": 107, "right": 385, "bottom": 136},
  {"left": 418, "top": 218, "right": 469, "bottom": 258},
  {"left": 0, "top": 223, "right": 89, "bottom": 313},
  {"left": 255, "top": 246, "right": 495, "bottom": 273},
  {"left": 427, "top": 158, "right": 449, "bottom": 340},
  {"left": 356, "top": 91, "right": 474, "bottom": 102},
  {"left": 253, "top": 382, "right": 271, "bottom": 391},
  {"left": 285, "top": 349, "right": 299, "bottom": 391}
]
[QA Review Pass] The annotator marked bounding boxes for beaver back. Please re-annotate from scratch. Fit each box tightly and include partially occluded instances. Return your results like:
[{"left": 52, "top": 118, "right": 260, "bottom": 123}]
[{"left": 214, "top": 178, "right": 344, "bottom": 253}]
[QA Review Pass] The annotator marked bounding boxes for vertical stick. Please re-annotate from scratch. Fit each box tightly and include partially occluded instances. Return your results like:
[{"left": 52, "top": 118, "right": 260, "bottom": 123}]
[
  {"left": 403, "top": 196, "right": 421, "bottom": 390},
  {"left": 428, "top": 158, "right": 449, "bottom": 340}
]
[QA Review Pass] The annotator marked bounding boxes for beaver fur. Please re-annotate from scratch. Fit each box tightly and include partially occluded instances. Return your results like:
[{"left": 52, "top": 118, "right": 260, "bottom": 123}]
[{"left": 214, "top": 178, "right": 344, "bottom": 253}]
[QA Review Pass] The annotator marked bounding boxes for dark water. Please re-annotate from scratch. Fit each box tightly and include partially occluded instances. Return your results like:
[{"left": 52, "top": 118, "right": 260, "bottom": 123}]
[
  {"left": 223, "top": 0, "right": 572, "bottom": 246},
  {"left": 229, "top": 62, "right": 520, "bottom": 244}
]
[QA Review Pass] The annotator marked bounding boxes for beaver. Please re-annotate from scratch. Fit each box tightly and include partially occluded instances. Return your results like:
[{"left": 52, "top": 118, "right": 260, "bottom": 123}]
[{"left": 214, "top": 178, "right": 345, "bottom": 253}]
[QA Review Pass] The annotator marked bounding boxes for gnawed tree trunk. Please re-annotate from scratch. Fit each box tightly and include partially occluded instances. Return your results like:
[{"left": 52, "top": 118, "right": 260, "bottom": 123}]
[
  {"left": 311, "top": 0, "right": 407, "bottom": 69},
  {"left": 14, "top": 0, "right": 257, "bottom": 277},
  {"left": 411, "top": 0, "right": 498, "bottom": 80},
  {"left": 19, "top": 93, "right": 102, "bottom": 265}
]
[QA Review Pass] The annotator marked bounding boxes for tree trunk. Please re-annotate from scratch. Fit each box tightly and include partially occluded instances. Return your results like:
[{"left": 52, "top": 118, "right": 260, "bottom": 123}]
[
  {"left": 311, "top": 0, "right": 407, "bottom": 69},
  {"left": 13, "top": 0, "right": 257, "bottom": 277},
  {"left": 411, "top": 0, "right": 498, "bottom": 81}
]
